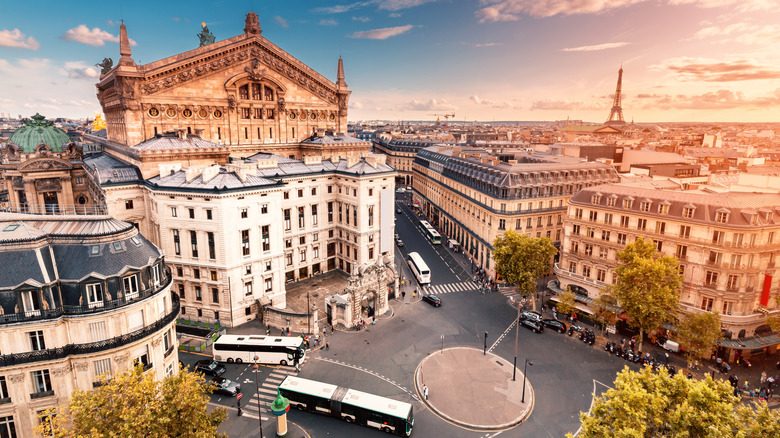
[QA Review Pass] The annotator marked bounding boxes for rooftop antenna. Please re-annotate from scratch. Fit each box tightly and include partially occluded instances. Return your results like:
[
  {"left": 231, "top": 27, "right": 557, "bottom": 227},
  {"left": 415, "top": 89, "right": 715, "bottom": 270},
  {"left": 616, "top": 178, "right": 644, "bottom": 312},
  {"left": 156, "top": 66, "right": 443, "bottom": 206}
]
[{"left": 119, "top": 0, "right": 124, "bottom": 21}]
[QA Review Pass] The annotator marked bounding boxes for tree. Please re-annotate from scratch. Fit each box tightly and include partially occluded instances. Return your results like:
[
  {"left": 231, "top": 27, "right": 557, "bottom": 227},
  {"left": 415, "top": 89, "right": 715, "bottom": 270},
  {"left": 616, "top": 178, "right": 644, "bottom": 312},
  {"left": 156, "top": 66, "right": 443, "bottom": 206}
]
[
  {"left": 36, "top": 365, "right": 227, "bottom": 438},
  {"left": 593, "top": 293, "right": 618, "bottom": 335},
  {"left": 608, "top": 238, "right": 681, "bottom": 352},
  {"left": 555, "top": 288, "right": 577, "bottom": 319},
  {"left": 675, "top": 311, "right": 722, "bottom": 368},
  {"left": 571, "top": 365, "right": 780, "bottom": 438},
  {"left": 493, "top": 230, "right": 557, "bottom": 311}
]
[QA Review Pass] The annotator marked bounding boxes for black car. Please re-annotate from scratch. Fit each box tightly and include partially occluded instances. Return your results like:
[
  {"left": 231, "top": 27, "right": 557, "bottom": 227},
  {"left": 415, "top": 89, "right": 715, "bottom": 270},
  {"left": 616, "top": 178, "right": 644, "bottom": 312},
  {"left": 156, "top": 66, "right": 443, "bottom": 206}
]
[
  {"left": 210, "top": 377, "right": 241, "bottom": 397},
  {"left": 422, "top": 295, "right": 442, "bottom": 307},
  {"left": 396, "top": 207, "right": 402, "bottom": 214},
  {"left": 520, "top": 319, "right": 544, "bottom": 333},
  {"left": 519, "top": 310, "right": 543, "bottom": 322},
  {"left": 194, "top": 359, "right": 226, "bottom": 376},
  {"left": 541, "top": 319, "right": 567, "bottom": 334}
]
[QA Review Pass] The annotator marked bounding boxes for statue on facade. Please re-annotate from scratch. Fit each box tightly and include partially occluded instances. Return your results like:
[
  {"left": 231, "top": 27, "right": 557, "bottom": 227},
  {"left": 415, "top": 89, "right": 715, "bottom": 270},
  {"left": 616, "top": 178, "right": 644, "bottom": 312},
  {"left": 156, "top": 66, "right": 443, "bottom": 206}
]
[
  {"left": 197, "top": 22, "right": 216, "bottom": 47},
  {"left": 95, "top": 58, "right": 113, "bottom": 75},
  {"left": 245, "top": 58, "right": 266, "bottom": 81},
  {"left": 244, "top": 12, "right": 262, "bottom": 35}
]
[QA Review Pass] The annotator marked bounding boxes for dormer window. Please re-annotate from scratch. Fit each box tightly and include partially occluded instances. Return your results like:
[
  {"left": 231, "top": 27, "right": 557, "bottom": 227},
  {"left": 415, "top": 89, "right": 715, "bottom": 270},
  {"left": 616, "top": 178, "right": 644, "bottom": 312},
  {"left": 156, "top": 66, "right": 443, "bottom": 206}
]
[
  {"left": 606, "top": 195, "right": 617, "bottom": 207},
  {"left": 113, "top": 242, "right": 123, "bottom": 252},
  {"left": 622, "top": 198, "right": 634, "bottom": 209},
  {"left": 658, "top": 203, "right": 670, "bottom": 215},
  {"left": 715, "top": 210, "right": 729, "bottom": 224},
  {"left": 123, "top": 275, "right": 139, "bottom": 300},
  {"left": 90, "top": 245, "right": 100, "bottom": 256},
  {"left": 591, "top": 194, "right": 602, "bottom": 205},
  {"left": 86, "top": 283, "right": 104, "bottom": 308},
  {"left": 682, "top": 205, "right": 695, "bottom": 219},
  {"left": 640, "top": 200, "right": 652, "bottom": 213}
]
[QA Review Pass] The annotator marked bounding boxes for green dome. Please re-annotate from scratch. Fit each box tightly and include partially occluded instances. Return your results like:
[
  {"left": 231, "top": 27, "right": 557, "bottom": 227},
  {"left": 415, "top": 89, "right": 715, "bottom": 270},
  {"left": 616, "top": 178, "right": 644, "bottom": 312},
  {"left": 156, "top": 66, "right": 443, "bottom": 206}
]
[{"left": 8, "top": 113, "right": 71, "bottom": 153}]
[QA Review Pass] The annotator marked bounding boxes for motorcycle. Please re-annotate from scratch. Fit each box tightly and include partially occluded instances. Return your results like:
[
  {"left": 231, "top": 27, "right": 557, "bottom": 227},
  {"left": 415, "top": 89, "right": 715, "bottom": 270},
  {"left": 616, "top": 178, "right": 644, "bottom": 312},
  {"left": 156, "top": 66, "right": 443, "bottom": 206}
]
[{"left": 568, "top": 324, "right": 583, "bottom": 337}]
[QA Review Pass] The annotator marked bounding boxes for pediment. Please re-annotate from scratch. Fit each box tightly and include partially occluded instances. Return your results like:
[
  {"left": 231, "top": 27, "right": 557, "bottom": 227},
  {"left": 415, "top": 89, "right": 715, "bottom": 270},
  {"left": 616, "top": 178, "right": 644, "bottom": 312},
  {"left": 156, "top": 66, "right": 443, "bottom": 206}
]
[
  {"left": 17, "top": 157, "right": 73, "bottom": 173},
  {"left": 138, "top": 38, "right": 338, "bottom": 105}
]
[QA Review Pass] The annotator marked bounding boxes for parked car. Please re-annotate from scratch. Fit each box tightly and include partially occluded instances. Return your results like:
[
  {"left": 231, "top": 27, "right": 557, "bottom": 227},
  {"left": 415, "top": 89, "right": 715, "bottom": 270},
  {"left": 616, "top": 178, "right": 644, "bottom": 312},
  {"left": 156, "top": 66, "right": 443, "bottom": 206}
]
[
  {"left": 422, "top": 295, "right": 442, "bottom": 307},
  {"left": 210, "top": 377, "right": 241, "bottom": 396},
  {"left": 519, "top": 310, "right": 543, "bottom": 322},
  {"left": 541, "top": 319, "right": 567, "bottom": 334},
  {"left": 520, "top": 319, "right": 544, "bottom": 333},
  {"left": 396, "top": 237, "right": 404, "bottom": 246},
  {"left": 194, "top": 359, "right": 226, "bottom": 377}
]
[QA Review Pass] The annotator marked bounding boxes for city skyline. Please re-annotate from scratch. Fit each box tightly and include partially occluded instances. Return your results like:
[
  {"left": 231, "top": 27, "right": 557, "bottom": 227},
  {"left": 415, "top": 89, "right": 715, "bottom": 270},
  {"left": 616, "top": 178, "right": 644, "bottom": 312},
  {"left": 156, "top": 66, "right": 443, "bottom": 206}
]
[{"left": 1, "top": 0, "right": 779, "bottom": 123}]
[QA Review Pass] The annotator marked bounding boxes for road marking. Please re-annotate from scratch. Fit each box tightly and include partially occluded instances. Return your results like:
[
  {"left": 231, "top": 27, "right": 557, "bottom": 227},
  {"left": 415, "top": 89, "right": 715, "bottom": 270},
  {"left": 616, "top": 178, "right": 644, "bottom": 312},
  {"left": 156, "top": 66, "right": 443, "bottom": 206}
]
[
  {"left": 571, "top": 379, "right": 614, "bottom": 437},
  {"left": 488, "top": 317, "right": 518, "bottom": 353},
  {"left": 315, "top": 357, "right": 419, "bottom": 401}
]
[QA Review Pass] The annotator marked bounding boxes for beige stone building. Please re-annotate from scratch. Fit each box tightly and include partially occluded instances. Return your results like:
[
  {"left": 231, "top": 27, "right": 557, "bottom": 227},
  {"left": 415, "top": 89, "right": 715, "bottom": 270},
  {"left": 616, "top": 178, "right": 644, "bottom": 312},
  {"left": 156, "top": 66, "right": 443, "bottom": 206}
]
[
  {"left": 411, "top": 146, "right": 619, "bottom": 279},
  {"left": 555, "top": 181, "right": 780, "bottom": 357},
  {"left": 0, "top": 214, "right": 177, "bottom": 437}
]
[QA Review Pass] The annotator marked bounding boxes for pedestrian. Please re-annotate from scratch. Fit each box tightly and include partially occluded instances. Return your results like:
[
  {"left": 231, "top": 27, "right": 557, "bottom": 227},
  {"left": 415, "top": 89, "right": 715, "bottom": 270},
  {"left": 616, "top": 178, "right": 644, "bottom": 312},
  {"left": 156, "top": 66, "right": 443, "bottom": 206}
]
[
  {"left": 744, "top": 380, "right": 750, "bottom": 390},
  {"left": 293, "top": 354, "right": 300, "bottom": 372},
  {"left": 326, "top": 340, "right": 330, "bottom": 350},
  {"left": 402, "top": 291, "right": 406, "bottom": 299},
  {"left": 266, "top": 328, "right": 270, "bottom": 336},
  {"left": 423, "top": 384, "right": 429, "bottom": 400},
  {"left": 331, "top": 325, "right": 334, "bottom": 335},
  {"left": 761, "top": 371, "right": 767, "bottom": 385}
]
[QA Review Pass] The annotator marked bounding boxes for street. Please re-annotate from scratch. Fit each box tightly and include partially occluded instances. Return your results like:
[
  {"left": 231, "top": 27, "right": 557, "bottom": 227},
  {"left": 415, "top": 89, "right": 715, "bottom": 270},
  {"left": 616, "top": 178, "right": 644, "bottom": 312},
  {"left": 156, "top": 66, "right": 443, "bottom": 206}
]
[{"left": 193, "top": 195, "right": 630, "bottom": 437}]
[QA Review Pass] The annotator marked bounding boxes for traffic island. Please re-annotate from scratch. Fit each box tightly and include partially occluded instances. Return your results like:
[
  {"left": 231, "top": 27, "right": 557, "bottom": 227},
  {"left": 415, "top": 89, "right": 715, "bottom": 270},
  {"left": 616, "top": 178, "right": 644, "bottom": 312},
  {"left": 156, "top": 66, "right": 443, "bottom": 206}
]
[{"left": 415, "top": 347, "right": 533, "bottom": 431}]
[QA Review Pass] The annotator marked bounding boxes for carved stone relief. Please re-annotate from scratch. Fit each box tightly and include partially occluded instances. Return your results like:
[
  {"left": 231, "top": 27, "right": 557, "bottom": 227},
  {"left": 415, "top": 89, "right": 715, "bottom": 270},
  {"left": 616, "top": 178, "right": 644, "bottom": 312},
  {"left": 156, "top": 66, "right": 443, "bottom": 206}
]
[{"left": 35, "top": 178, "right": 62, "bottom": 192}]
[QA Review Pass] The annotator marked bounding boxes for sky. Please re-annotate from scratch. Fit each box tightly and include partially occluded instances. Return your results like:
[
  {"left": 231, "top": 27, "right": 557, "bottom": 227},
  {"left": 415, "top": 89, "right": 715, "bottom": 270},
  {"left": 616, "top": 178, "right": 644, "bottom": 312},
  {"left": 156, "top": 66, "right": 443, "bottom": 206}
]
[{"left": 1, "top": 0, "right": 780, "bottom": 123}]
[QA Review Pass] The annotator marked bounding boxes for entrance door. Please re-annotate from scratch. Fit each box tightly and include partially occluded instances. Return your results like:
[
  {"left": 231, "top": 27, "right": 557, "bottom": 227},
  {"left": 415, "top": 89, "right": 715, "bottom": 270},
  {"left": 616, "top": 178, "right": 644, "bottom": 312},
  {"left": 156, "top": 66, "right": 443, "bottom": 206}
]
[{"left": 43, "top": 191, "right": 59, "bottom": 214}]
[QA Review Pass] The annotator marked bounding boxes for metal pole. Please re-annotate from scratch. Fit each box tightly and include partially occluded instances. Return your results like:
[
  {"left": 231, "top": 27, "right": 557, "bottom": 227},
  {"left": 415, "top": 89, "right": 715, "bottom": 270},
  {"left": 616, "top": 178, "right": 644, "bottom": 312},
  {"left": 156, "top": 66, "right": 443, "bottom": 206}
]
[
  {"left": 307, "top": 292, "right": 311, "bottom": 336},
  {"left": 253, "top": 357, "right": 264, "bottom": 438},
  {"left": 522, "top": 359, "right": 532, "bottom": 403},
  {"left": 483, "top": 331, "right": 487, "bottom": 355},
  {"left": 441, "top": 334, "right": 444, "bottom": 355},
  {"left": 513, "top": 303, "right": 519, "bottom": 381}
]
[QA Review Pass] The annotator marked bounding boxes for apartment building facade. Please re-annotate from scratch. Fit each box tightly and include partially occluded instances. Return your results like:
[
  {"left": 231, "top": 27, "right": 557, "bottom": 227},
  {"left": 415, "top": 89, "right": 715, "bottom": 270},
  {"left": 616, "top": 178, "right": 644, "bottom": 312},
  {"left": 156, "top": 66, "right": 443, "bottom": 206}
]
[
  {"left": 0, "top": 214, "right": 177, "bottom": 437},
  {"left": 556, "top": 182, "right": 780, "bottom": 353},
  {"left": 86, "top": 149, "right": 396, "bottom": 327},
  {"left": 411, "top": 146, "right": 620, "bottom": 279}
]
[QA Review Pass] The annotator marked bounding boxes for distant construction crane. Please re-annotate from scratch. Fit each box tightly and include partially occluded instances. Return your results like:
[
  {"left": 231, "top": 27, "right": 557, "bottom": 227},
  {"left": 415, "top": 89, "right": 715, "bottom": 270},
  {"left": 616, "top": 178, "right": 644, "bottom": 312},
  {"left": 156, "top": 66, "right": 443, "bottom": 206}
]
[{"left": 429, "top": 113, "right": 455, "bottom": 128}]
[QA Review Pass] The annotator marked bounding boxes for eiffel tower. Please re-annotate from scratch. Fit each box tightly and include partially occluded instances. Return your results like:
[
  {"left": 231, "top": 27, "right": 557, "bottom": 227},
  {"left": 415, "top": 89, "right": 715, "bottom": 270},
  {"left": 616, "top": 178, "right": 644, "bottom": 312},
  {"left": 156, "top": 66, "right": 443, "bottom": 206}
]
[{"left": 605, "top": 65, "right": 626, "bottom": 126}]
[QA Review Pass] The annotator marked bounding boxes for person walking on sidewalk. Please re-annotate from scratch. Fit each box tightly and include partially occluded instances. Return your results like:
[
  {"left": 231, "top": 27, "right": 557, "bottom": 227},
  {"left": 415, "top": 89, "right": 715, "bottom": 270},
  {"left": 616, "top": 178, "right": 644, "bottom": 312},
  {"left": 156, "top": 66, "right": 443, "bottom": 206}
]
[
  {"left": 423, "top": 384, "right": 429, "bottom": 400},
  {"left": 293, "top": 354, "right": 300, "bottom": 372},
  {"left": 325, "top": 340, "right": 330, "bottom": 350}
]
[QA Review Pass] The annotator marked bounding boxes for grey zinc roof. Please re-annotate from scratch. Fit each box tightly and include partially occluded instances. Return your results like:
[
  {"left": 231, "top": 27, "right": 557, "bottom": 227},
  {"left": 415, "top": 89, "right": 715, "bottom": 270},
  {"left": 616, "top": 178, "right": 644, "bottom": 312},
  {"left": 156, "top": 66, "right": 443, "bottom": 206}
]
[
  {"left": 572, "top": 183, "right": 780, "bottom": 227},
  {"left": 83, "top": 153, "right": 142, "bottom": 185},
  {"left": 0, "top": 250, "right": 46, "bottom": 289},
  {"left": 148, "top": 168, "right": 280, "bottom": 190},
  {"left": 132, "top": 134, "right": 228, "bottom": 152},
  {"left": 52, "top": 236, "right": 161, "bottom": 282},
  {"left": 300, "top": 134, "right": 368, "bottom": 145}
]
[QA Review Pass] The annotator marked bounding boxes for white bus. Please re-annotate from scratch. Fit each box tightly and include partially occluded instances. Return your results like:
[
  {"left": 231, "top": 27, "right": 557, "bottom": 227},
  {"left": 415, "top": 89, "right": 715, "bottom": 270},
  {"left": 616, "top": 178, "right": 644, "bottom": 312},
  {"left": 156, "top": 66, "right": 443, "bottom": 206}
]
[
  {"left": 418, "top": 219, "right": 442, "bottom": 244},
  {"left": 407, "top": 252, "right": 431, "bottom": 284},
  {"left": 279, "top": 376, "right": 414, "bottom": 436},
  {"left": 213, "top": 334, "right": 306, "bottom": 365}
]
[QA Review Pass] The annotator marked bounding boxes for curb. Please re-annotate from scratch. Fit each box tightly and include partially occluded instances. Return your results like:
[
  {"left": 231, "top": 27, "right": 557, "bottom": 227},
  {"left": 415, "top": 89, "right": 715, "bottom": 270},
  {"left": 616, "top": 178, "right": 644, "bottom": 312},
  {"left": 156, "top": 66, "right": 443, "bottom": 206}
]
[{"left": 414, "top": 346, "right": 533, "bottom": 431}]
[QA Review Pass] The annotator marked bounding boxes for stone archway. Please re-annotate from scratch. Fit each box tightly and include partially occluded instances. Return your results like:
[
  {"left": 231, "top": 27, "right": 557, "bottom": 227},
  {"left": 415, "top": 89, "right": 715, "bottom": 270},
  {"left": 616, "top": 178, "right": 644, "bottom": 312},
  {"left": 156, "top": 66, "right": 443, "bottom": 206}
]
[{"left": 361, "top": 290, "right": 377, "bottom": 318}]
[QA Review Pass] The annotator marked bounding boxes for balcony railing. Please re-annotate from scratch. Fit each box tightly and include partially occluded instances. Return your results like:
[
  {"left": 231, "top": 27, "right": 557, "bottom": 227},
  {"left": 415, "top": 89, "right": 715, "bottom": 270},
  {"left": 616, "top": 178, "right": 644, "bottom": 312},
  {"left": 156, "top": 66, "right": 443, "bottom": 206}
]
[
  {"left": 0, "top": 267, "right": 172, "bottom": 325},
  {"left": 29, "top": 390, "right": 55, "bottom": 400},
  {"left": 0, "top": 202, "right": 108, "bottom": 216},
  {"left": 0, "top": 293, "right": 179, "bottom": 368}
]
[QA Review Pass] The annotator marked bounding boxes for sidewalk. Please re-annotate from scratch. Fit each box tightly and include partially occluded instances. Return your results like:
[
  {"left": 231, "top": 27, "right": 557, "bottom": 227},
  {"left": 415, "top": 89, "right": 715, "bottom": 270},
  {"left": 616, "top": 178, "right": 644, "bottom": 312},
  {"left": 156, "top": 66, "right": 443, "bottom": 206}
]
[{"left": 415, "top": 347, "right": 532, "bottom": 430}]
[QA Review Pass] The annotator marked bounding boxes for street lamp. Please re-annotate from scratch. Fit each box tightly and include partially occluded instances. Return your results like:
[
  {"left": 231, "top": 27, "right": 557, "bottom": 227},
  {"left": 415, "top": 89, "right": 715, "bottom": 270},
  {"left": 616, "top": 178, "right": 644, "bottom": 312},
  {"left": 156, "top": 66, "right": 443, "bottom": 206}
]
[
  {"left": 513, "top": 302, "right": 520, "bottom": 381},
  {"left": 253, "top": 356, "right": 264, "bottom": 438},
  {"left": 521, "top": 358, "right": 533, "bottom": 404}
]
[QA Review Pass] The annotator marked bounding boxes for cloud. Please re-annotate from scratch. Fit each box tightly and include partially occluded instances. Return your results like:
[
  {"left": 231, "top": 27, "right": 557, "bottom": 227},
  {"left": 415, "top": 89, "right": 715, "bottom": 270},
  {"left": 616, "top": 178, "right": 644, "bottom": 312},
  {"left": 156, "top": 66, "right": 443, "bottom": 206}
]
[
  {"left": 635, "top": 88, "right": 780, "bottom": 110},
  {"left": 691, "top": 22, "right": 780, "bottom": 46},
  {"left": 313, "top": 2, "right": 372, "bottom": 14},
  {"left": 668, "top": 0, "right": 775, "bottom": 12},
  {"left": 61, "top": 61, "right": 99, "bottom": 80},
  {"left": 275, "top": 16, "right": 289, "bottom": 28},
  {"left": 0, "top": 29, "right": 40, "bottom": 50},
  {"left": 62, "top": 25, "right": 137, "bottom": 47},
  {"left": 530, "top": 99, "right": 601, "bottom": 111},
  {"left": 476, "top": 0, "right": 645, "bottom": 21},
  {"left": 319, "top": 18, "right": 340, "bottom": 26},
  {"left": 389, "top": 12, "right": 402, "bottom": 17},
  {"left": 492, "top": 101, "right": 515, "bottom": 109},
  {"left": 406, "top": 98, "right": 457, "bottom": 111},
  {"left": 171, "top": 17, "right": 181, "bottom": 22},
  {"left": 353, "top": 16, "right": 371, "bottom": 22},
  {"left": 107, "top": 20, "right": 117, "bottom": 26},
  {"left": 654, "top": 57, "right": 780, "bottom": 82},
  {"left": 375, "top": 0, "right": 439, "bottom": 11},
  {"left": 474, "top": 42, "right": 503, "bottom": 47},
  {"left": 562, "top": 42, "right": 629, "bottom": 52},
  {"left": 350, "top": 101, "right": 365, "bottom": 109},
  {"left": 314, "top": 0, "right": 437, "bottom": 14},
  {"left": 348, "top": 24, "right": 414, "bottom": 39},
  {"left": 470, "top": 95, "right": 496, "bottom": 105}
]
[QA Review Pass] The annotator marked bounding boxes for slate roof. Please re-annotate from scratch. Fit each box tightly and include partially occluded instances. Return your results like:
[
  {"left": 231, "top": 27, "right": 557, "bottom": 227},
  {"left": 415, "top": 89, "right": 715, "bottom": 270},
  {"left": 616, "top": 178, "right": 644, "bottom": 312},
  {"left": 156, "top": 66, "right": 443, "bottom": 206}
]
[
  {"left": 132, "top": 133, "right": 228, "bottom": 152},
  {"left": 83, "top": 153, "right": 142, "bottom": 185},
  {"left": 300, "top": 134, "right": 369, "bottom": 145},
  {"left": 571, "top": 183, "right": 780, "bottom": 227}
]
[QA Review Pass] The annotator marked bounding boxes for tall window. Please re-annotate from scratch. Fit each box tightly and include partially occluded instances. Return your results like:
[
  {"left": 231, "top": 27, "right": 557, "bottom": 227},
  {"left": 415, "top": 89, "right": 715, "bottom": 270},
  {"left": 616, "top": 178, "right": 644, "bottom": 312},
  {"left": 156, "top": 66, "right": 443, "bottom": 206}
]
[
  {"left": 171, "top": 207, "right": 177, "bottom": 217},
  {"left": 265, "top": 277, "right": 273, "bottom": 292},
  {"left": 298, "top": 207, "right": 305, "bottom": 228},
  {"left": 286, "top": 252, "right": 293, "bottom": 266},
  {"left": 262, "top": 225, "right": 270, "bottom": 251},
  {"left": 655, "top": 222, "right": 666, "bottom": 235},
  {"left": 212, "top": 288, "right": 219, "bottom": 303},
  {"left": 190, "top": 231, "right": 198, "bottom": 258},
  {"left": 0, "top": 376, "right": 8, "bottom": 400},
  {"left": 368, "top": 205, "right": 374, "bottom": 227},
  {"left": 313, "top": 246, "right": 319, "bottom": 259},
  {"left": 700, "top": 297, "right": 714, "bottom": 312},
  {"left": 283, "top": 209, "right": 291, "bottom": 231},
  {"left": 32, "top": 369, "right": 52, "bottom": 394},
  {"left": 123, "top": 275, "right": 139, "bottom": 299},
  {"left": 620, "top": 216, "right": 630, "bottom": 227},
  {"left": 173, "top": 230, "right": 181, "bottom": 255},
  {"left": 195, "top": 287, "right": 202, "bottom": 301},
  {"left": 94, "top": 358, "right": 112, "bottom": 381},
  {"left": 328, "top": 202, "right": 334, "bottom": 222},
  {"left": 705, "top": 271, "right": 718, "bottom": 286},
  {"left": 208, "top": 232, "right": 216, "bottom": 259},
  {"left": 300, "top": 249, "right": 307, "bottom": 263},
  {"left": 241, "top": 230, "right": 250, "bottom": 256},
  {"left": 86, "top": 283, "right": 104, "bottom": 308},
  {"left": 29, "top": 330, "right": 45, "bottom": 351},
  {"left": 727, "top": 275, "right": 739, "bottom": 290},
  {"left": 244, "top": 281, "right": 253, "bottom": 296},
  {"left": 0, "top": 415, "right": 17, "bottom": 438},
  {"left": 311, "top": 204, "right": 318, "bottom": 225},
  {"left": 679, "top": 225, "right": 691, "bottom": 239}
]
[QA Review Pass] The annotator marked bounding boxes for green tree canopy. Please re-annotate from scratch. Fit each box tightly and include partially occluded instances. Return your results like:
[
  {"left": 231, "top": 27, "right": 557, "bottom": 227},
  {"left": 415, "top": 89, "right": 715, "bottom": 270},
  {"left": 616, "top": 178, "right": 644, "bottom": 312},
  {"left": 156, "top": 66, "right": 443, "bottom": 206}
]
[
  {"left": 572, "top": 366, "right": 780, "bottom": 438},
  {"left": 593, "top": 293, "right": 618, "bottom": 334},
  {"left": 608, "top": 237, "right": 681, "bottom": 352},
  {"left": 555, "top": 288, "right": 577, "bottom": 318},
  {"left": 493, "top": 230, "right": 557, "bottom": 305},
  {"left": 36, "top": 365, "right": 227, "bottom": 438},
  {"left": 675, "top": 311, "right": 723, "bottom": 367}
]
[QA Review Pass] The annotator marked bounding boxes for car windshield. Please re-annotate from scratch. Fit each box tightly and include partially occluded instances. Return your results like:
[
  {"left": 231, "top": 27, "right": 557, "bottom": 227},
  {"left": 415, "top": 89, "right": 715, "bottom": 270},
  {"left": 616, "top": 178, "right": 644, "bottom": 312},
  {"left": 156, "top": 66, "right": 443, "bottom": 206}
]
[{"left": 207, "top": 362, "right": 217, "bottom": 370}]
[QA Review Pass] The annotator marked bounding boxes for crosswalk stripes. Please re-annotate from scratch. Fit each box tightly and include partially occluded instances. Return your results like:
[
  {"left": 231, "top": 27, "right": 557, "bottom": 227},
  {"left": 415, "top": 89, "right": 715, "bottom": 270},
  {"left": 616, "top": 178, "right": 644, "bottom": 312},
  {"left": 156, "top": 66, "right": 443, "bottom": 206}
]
[
  {"left": 422, "top": 281, "right": 478, "bottom": 295},
  {"left": 242, "top": 356, "right": 305, "bottom": 420}
]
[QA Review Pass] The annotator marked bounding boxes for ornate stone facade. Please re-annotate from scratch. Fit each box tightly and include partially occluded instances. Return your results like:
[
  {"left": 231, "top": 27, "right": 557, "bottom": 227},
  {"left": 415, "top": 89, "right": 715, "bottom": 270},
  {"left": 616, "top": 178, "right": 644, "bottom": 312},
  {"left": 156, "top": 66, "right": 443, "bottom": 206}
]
[
  {"left": 328, "top": 257, "right": 397, "bottom": 329},
  {"left": 96, "top": 12, "right": 353, "bottom": 158}
]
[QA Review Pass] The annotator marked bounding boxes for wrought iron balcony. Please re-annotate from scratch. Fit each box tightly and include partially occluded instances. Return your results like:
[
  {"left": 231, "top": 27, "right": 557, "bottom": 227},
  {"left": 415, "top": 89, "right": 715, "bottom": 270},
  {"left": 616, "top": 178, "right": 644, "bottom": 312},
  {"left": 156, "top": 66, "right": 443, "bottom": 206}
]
[
  {"left": 0, "top": 202, "right": 108, "bottom": 216},
  {"left": 29, "top": 390, "right": 55, "bottom": 400},
  {"left": 0, "top": 293, "right": 179, "bottom": 368}
]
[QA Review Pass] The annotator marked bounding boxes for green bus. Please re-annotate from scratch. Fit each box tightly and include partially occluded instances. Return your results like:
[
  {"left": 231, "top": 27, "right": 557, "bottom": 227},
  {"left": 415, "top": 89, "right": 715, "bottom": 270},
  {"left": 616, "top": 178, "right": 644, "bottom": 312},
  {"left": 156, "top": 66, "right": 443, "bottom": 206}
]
[{"left": 278, "top": 375, "right": 414, "bottom": 436}]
